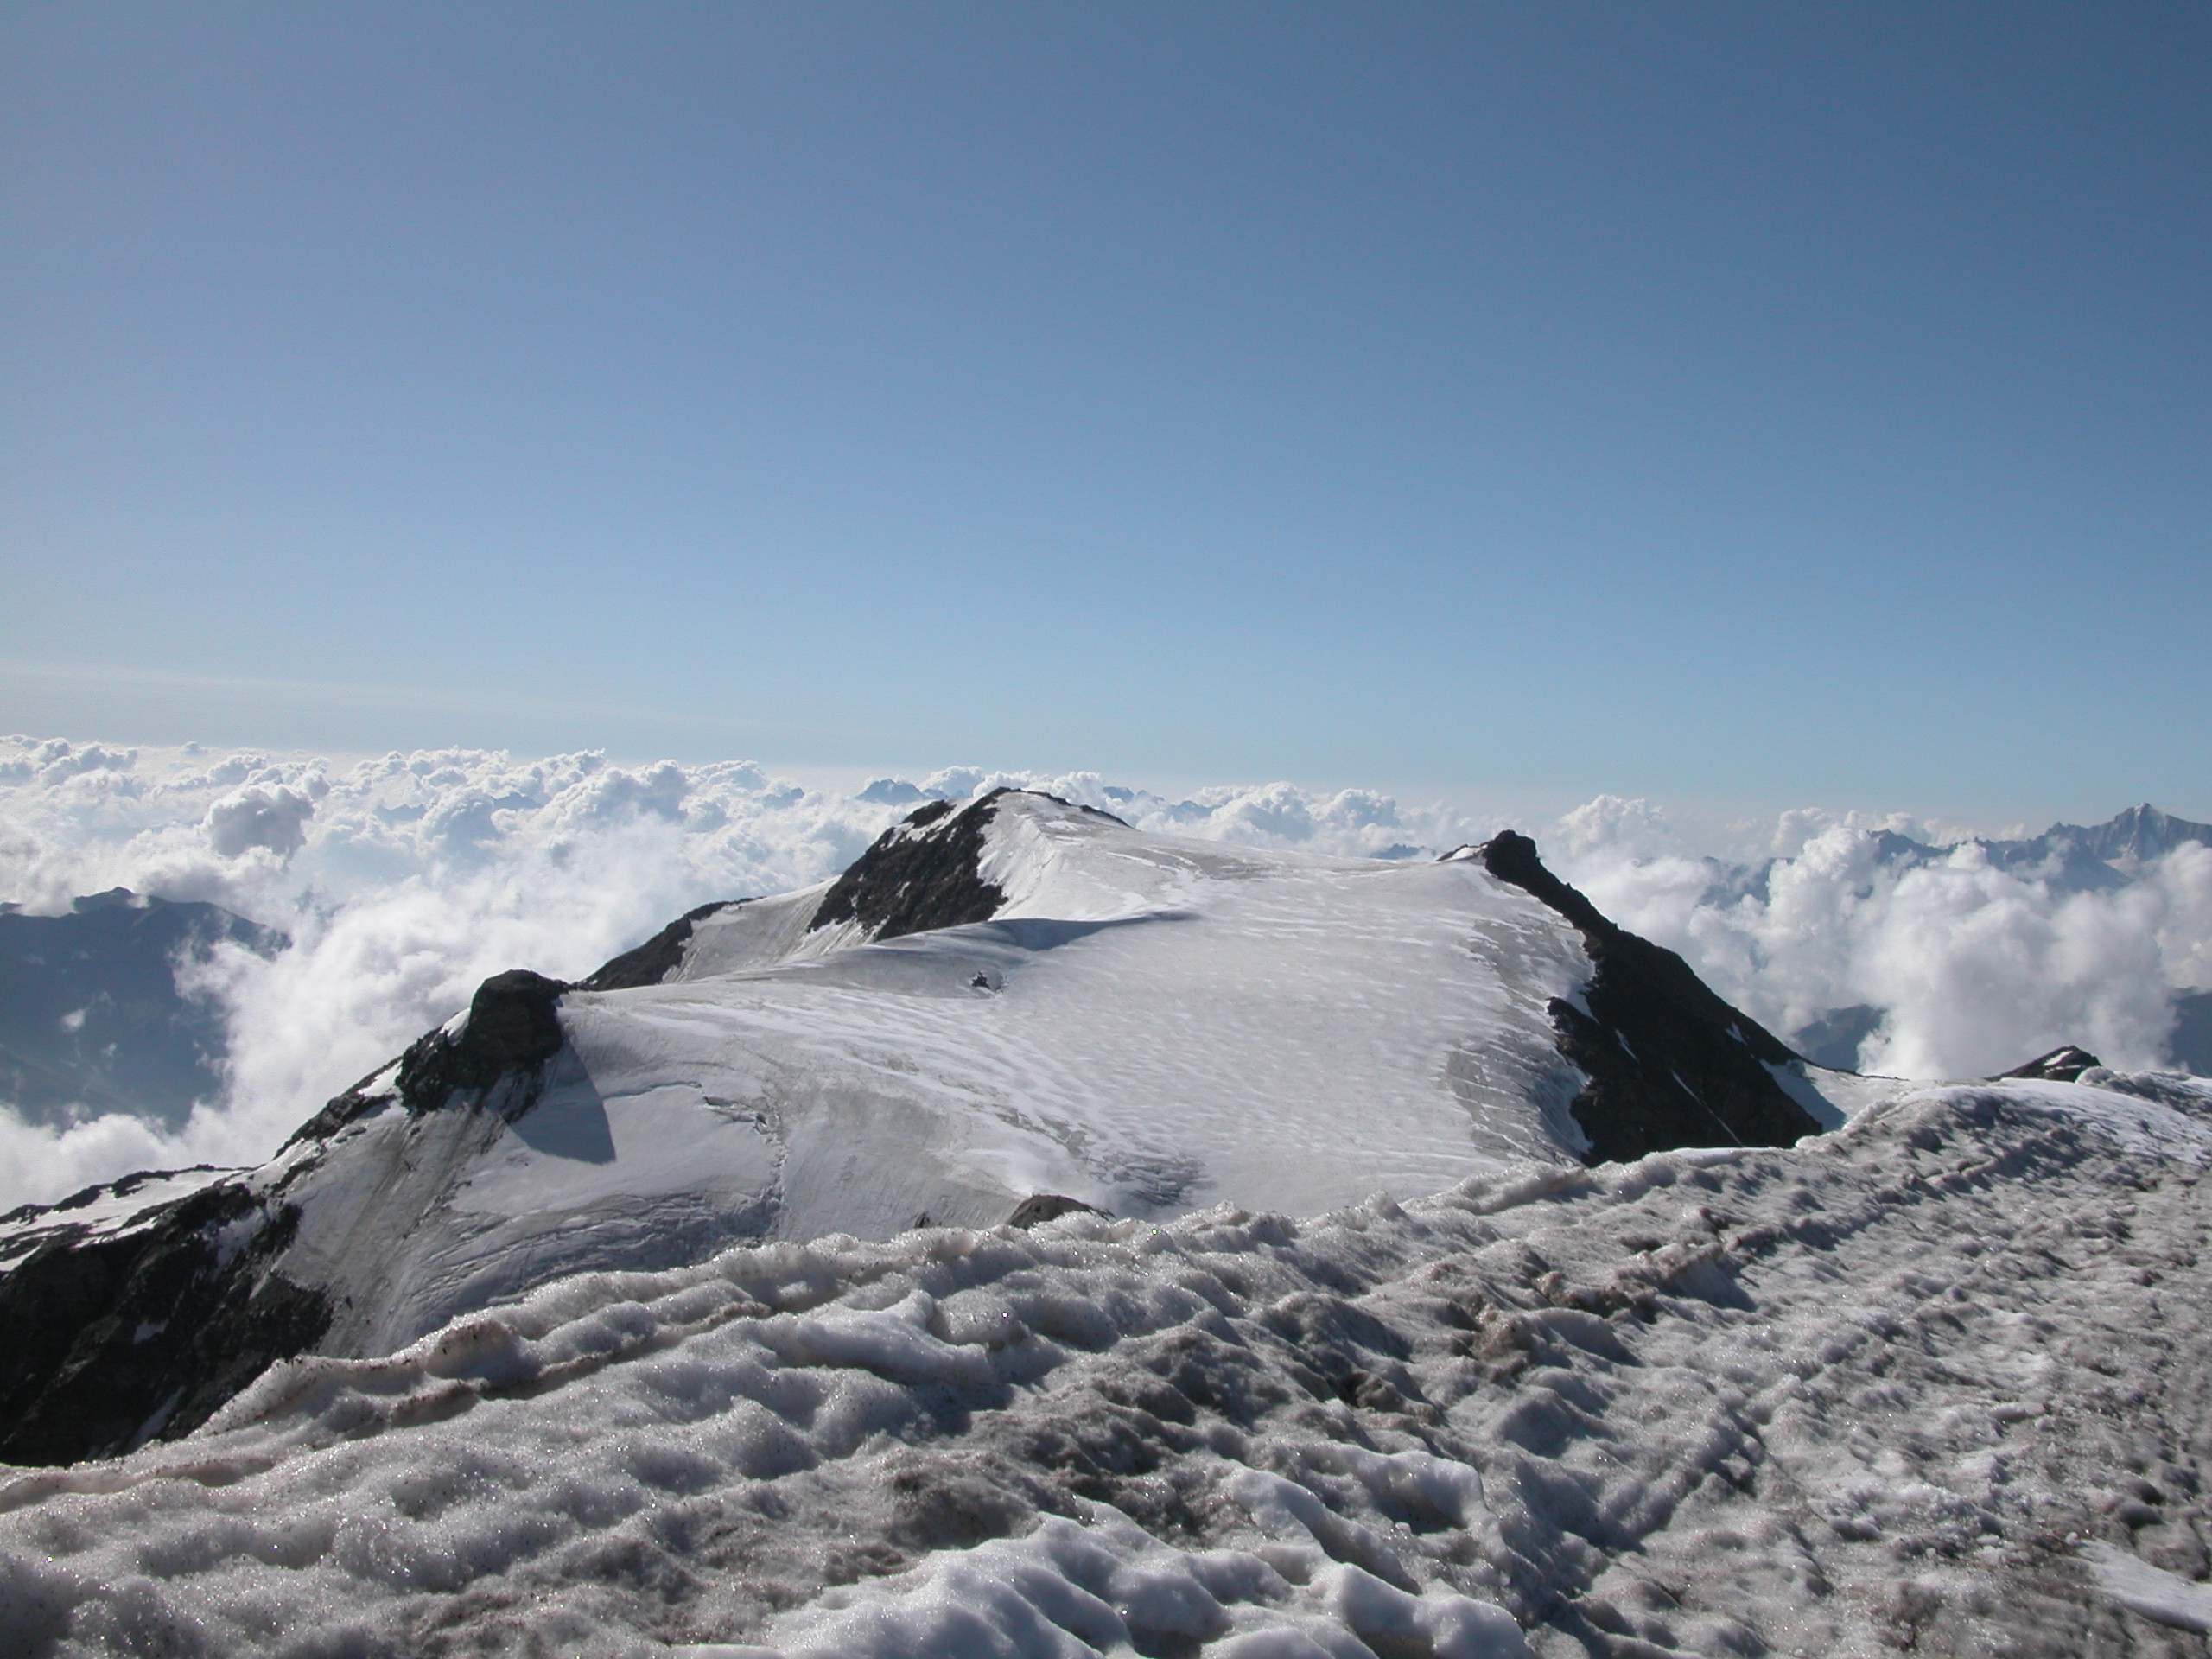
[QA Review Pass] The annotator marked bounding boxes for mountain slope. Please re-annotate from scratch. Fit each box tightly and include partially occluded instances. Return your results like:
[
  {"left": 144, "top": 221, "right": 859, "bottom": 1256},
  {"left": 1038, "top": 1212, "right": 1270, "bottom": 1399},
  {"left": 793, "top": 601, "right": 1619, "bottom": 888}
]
[{"left": 0, "top": 793, "right": 1832, "bottom": 1465}]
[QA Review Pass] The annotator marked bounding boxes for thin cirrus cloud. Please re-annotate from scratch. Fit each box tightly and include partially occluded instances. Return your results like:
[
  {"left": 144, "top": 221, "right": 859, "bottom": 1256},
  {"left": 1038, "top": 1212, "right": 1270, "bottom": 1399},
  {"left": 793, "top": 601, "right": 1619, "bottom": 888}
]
[{"left": 2, "top": 734, "right": 2206, "bottom": 1209}]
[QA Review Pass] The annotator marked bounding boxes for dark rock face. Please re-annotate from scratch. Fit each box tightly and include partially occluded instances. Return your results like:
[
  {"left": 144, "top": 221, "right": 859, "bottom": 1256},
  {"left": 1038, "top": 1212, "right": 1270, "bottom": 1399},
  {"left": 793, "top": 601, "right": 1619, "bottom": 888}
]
[
  {"left": 810, "top": 792, "right": 1015, "bottom": 943},
  {"left": 0, "top": 890, "right": 287, "bottom": 1129},
  {"left": 0, "top": 1179, "right": 329, "bottom": 1465},
  {"left": 395, "top": 969, "right": 569, "bottom": 1116},
  {"left": 1993, "top": 1046, "right": 2103, "bottom": 1084},
  {"left": 1475, "top": 832, "right": 1823, "bottom": 1165},
  {"left": 1006, "top": 1194, "right": 1105, "bottom": 1230},
  {"left": 578, "top": 901, "right": 744, "bottom": 992}
]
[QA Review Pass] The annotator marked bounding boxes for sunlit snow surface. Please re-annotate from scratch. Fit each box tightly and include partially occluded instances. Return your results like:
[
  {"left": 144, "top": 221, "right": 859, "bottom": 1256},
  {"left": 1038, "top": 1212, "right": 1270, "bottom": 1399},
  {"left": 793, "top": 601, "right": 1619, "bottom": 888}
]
[
  {"left": 145, "top": 797, "right": 1618, "bottom": 1358},
  {"left": 8, "top": 1072, "right": 2212, "bottom": 1656},
  {"left": 576, "top": 798, "right": 1595, "bottom": 1229}
]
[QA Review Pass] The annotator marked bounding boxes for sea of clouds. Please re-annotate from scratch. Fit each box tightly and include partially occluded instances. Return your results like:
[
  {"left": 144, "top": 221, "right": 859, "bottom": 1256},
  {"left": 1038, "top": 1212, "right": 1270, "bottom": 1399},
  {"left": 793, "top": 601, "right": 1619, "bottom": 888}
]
[{"left": 3, "top": 733, "right": 2208, "bottom": 1208}]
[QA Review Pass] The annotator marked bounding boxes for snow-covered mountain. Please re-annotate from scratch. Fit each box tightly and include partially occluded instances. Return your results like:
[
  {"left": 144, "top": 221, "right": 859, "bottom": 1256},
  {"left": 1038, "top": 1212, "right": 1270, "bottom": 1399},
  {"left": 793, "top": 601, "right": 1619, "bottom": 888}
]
[
  {"left": 10, "top": 791, "right": 2212, "bottom": 1655},
  {"left": 0, "top": 792, "right": 1851, "bottom": 1468}
]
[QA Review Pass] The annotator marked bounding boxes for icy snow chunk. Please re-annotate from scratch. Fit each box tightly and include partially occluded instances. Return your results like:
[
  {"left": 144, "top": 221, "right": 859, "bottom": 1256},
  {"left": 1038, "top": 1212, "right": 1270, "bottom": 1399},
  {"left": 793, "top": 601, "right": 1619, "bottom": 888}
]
[
  {"left": 758, "top": 1290, "right": 995, "bottom": 1387},
  {"left": 2082, "top": 1541, "right": 2212, "bottom": 1633},
  {"left": 1316, "top": 1564, "right": 1533, "bottom": 1658}
]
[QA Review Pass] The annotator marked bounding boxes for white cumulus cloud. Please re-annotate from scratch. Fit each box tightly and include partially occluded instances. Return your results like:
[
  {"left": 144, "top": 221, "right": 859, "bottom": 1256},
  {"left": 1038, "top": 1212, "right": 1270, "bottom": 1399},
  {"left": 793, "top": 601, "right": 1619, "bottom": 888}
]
[{"left": 1551, "top": 804, "right": 2212, "bottom": 1082}]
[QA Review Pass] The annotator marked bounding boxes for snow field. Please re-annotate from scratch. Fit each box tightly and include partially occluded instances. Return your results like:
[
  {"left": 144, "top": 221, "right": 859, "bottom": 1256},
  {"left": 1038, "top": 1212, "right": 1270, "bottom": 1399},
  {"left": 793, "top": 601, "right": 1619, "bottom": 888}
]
[
  {"left": 559, "top": 801, "right": 1599, "bottom": 1239},
  {"left": 8, "top": 1073, "right": 2212, "bottom": 1655},
  {"left": 138, "top": 800, "right": 1615, "bottom": 1368}
]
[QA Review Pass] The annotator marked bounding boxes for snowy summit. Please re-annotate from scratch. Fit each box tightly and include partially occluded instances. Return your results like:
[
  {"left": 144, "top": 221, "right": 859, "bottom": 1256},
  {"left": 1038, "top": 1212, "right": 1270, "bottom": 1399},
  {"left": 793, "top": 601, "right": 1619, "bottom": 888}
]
[{"left": 2, "top": 792, "right": 1837, "bottom": 1466}]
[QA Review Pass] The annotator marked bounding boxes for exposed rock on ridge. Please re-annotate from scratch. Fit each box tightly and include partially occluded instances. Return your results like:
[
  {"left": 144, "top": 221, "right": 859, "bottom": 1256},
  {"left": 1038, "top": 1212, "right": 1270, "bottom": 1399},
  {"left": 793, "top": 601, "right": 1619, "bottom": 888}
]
[
  {"left": 286, "top": 968, "right": 571, "bottom": 1147},
  {"left": 577, "top": 901, "right": 744, "bottom": 991},
  {"left": 0, "top": 1181, "right": 329, "bottom": 1465},
  {"left": 810, "top": 789, "right": 1125, "bottom": 944},
  {"left": 395, "top": 969, "right": 569, "bottom": 1115},
  {"left": 810, "top": 793, "right": 1014, "bottom": 942},
  {"left": 1473, "top": 830, "right": 1823, "bottom": 1163},
  {"left": 1994, "top": 1045, "right": 2103, "bottom": 1084}
]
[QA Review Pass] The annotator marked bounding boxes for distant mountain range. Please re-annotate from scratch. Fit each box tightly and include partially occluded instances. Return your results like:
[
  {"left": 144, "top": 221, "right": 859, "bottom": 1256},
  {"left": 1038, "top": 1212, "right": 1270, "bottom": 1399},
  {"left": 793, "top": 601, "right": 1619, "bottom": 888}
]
[
  {"left": 1878, "top": 802, "right": 2212, "bottom": 891},
  {"left": 0, "top": 889, "right": 285, "bottom": 1129},
  {"left": 1731, "top": 804, "right": 2212, "bottom": 1073}
]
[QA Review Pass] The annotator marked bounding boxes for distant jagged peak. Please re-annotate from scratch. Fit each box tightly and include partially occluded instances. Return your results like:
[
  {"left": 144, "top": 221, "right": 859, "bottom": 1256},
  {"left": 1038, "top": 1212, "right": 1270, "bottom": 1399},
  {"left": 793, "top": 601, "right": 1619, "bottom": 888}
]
[
  {"left": 855, "top": 777, "right": 929, "bottom": 805},
  {"left": 2040, "top": 803, "right": 2211, "bottom": 863},
  {"left": 1842, "top": 804, "right": 2211, "bottom": 893},
  {"left": 1976, "top": 802, "right": 2207, "bottom": 860}
]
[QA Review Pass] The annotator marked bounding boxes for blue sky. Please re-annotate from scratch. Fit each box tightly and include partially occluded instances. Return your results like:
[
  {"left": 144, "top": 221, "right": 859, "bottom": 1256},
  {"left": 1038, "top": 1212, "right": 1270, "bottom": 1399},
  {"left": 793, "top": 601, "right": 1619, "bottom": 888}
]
[{"left": 3, "top": 2, "right": 2206, "bottom": 823}]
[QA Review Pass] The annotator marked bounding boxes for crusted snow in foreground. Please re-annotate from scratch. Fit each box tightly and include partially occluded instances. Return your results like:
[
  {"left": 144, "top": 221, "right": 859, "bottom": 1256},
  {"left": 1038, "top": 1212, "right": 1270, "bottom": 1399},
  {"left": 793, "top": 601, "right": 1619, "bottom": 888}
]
[{"left": 7, "top": 1072, "right": 2212, "bottom": 1656}]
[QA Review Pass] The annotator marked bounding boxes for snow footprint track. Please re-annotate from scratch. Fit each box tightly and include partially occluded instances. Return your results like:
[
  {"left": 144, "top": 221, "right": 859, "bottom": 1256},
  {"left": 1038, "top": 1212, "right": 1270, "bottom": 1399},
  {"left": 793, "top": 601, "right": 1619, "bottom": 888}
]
[
  {"left": 7, "top": 1079, "right": 2212, "bottom": 1657},
  {"left": 1561, "top": 1091, "right": 2212, "bottom": 1656}
]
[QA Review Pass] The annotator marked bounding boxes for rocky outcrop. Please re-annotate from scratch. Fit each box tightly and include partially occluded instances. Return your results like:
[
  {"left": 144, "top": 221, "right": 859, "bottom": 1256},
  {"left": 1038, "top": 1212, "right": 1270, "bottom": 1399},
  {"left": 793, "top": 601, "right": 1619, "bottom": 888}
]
[
  {"left": 0, "top": 1179, "right": 329, "bottom": 1465},
  {"left": 286, "top": 968, "right": 571, "bottom": 1147},
  {"left": 1473, "top": 831, "right": 1823, "bottom": 1164},
  {"left": 1993, "top": 1045, "right": 2103, "bottom": 1083},
  {"left": 393, "top": 969, "right": 569, "bottom": 1116},
  {"left": 1005, "top": 1194, "right": 1106, "bottom": 1230},
  {"left": 578, "top": 901, "right": 745, "bottom": 991},
  {"left": 810, "top": 794, "right": 1013, "bottom": 942}
]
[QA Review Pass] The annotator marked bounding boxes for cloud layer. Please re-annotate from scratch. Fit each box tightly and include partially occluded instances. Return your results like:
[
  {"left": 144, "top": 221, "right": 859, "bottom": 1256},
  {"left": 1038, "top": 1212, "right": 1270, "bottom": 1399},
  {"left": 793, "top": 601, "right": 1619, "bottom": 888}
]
[
  {"left": 1549, "top": 796, "right": 2212, "bottom": 1086},
  {"left": 3, "top": 734, "right": 2205, "bottom": 1207}
]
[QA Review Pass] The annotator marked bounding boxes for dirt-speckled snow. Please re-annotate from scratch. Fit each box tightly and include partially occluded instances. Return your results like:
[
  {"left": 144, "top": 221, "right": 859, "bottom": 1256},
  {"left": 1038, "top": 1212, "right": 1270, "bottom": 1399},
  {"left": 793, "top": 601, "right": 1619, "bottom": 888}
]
[{"left": 7, "top": 1070, "right": 2212, "bottom": 1656}]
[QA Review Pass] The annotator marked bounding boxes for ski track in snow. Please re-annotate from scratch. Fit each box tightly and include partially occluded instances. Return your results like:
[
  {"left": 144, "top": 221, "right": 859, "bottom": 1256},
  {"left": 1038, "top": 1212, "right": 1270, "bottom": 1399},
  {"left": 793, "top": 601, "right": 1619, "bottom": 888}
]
[{"left": 7, "top": 1077, "right": 2212, "bottom": 1656}]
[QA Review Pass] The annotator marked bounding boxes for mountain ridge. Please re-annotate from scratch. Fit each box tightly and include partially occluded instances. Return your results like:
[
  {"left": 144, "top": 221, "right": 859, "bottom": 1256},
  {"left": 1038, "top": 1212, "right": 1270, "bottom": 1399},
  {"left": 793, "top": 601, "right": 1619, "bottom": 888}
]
[{"left": 3, "top": 796, "right": 1834, "bottom": 1465}]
